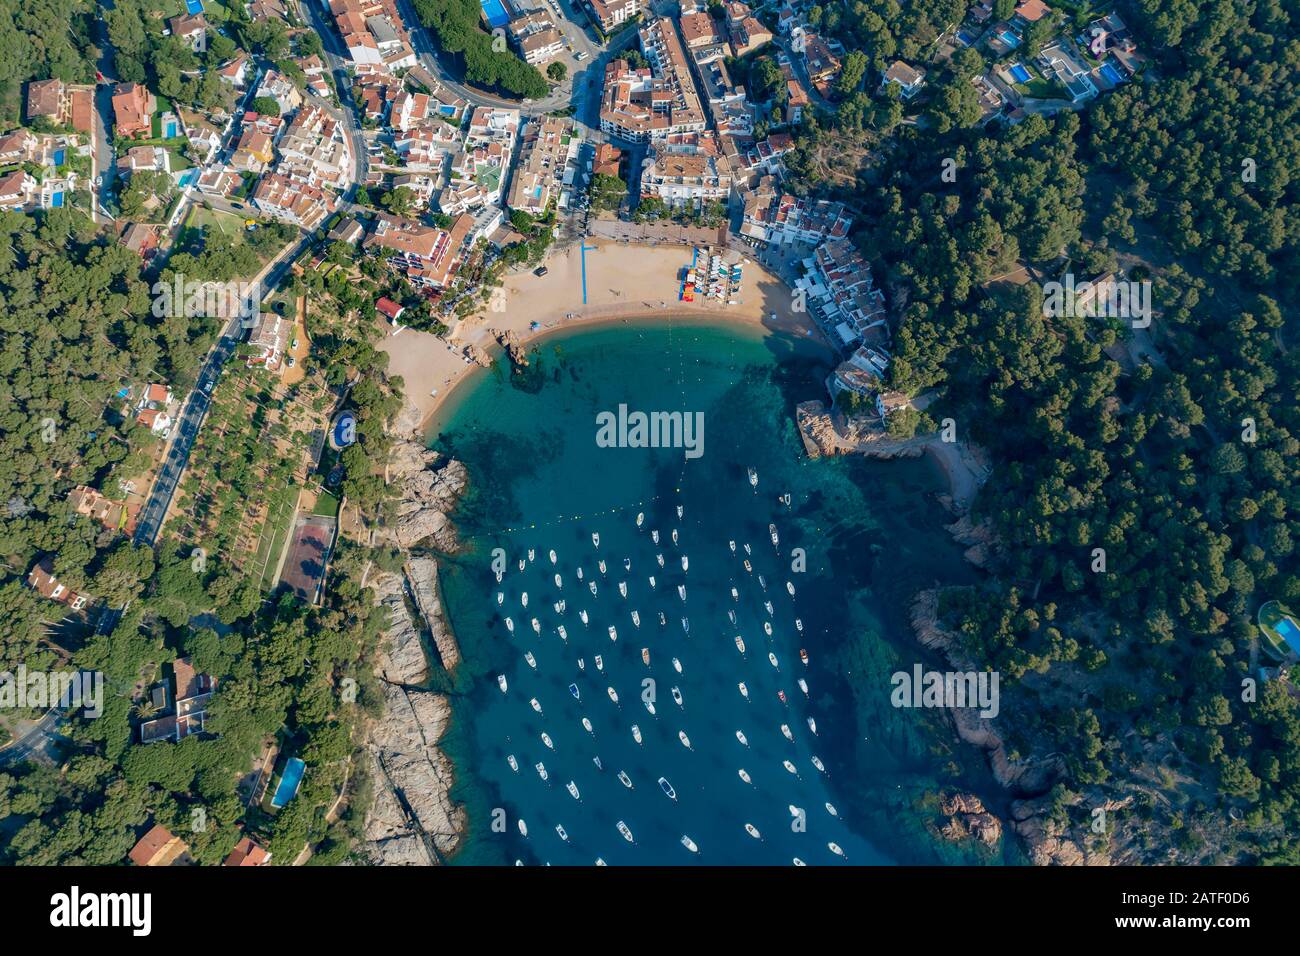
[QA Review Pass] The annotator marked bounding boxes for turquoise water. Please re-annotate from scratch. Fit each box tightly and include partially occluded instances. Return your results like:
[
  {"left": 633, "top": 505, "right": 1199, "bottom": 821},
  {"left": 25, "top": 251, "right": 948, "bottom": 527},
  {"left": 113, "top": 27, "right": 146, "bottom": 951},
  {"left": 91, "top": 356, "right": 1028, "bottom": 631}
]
[
  {"left": 272, "top": 757, "right": 305, "bottom": 808},
  {"left": 430, "top": 319, "right": 995, "bottom": 865}
]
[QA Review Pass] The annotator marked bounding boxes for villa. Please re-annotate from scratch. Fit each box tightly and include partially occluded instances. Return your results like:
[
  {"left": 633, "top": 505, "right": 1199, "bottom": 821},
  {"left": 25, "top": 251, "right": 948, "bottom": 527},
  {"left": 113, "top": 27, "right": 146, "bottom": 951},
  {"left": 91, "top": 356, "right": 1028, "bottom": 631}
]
[
  {"left": 26, "top": 558, "right": 90, "bottom": 611},
  {"left": 68, "top": 485, "right": 140, "bottom": 535},
  {"left": 139, "top": 657, "right": 217, "bottom": 744},
  {"left": 111, "top": 82, "right": 155, "bottom": 139},
  {"left": 128, "top": 825, "right": 192, "bottom": 866},
  {"left": 881, "top": 61, "right": 927, "bottom": 99}
]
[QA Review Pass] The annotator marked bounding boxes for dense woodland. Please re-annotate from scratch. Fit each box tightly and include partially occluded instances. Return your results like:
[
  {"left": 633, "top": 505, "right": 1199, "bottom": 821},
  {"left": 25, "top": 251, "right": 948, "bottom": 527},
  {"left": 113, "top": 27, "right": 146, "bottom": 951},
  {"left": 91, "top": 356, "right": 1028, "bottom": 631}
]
[
  {"left": 411, "top": 0, "right": 549, "bottom": 99},
  {"left": 785, "top": 0, "right": 1299, "bottom": 861}
]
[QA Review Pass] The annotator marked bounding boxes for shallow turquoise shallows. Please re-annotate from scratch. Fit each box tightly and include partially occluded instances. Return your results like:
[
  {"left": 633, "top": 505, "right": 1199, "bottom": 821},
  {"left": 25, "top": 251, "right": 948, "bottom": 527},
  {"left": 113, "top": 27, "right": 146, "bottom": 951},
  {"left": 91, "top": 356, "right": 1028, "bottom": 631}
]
[{"left": 429, "top": 319, "right": 992, "bottom": 866}]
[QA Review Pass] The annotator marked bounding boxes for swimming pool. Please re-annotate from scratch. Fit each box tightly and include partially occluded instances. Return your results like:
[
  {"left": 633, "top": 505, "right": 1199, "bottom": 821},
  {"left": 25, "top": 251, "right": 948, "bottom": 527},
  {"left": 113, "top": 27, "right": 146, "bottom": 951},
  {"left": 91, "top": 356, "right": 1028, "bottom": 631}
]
[
  {"left": 956, "top": 29, "right": 976, "bottom": 46},
  {"left": 1008, "top": 63, "right": 1031, "bottom": 83},
  {"left": 480, "top": 0, "right": 511, "bottom": 28},
  {"left": 999, "top": 30, "right": 1022, "bottom": 48},
  {"left": 1278, "top": 617, "right": 1300, "bottom": 652},
  {"left": 271, "top": 757, "right": 305, "bottom": 808},
  {"left": 185, "top": 0, "right": 204, "bottom": 12},
  {"left": 1099, "top": 61, "right": 1125, "bottom": 85}
]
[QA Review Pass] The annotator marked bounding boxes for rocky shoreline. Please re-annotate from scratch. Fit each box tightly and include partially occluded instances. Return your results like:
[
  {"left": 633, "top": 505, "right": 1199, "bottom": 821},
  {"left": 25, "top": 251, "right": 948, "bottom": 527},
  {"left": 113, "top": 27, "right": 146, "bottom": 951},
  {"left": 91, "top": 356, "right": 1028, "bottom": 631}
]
[{"left": 360, "top": 411, "right": 472, "bottom": 865}]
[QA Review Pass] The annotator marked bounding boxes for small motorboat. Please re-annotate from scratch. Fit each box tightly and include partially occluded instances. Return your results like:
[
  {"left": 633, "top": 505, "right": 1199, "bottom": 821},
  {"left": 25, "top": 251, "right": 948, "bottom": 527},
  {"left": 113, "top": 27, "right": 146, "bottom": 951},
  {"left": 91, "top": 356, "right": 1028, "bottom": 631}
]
[
  {"left": 677, "top": 585, "right": 687, "bottom": 601},
  {"left": 558, "top": 625, "right": 568, "bottom": 642},
  {"left": 554, "top": 574, "right": 562, "bottom": 588},
  {"left": 728, "top": 609, "right": 737, "bottom": 625},
  {"left": 617, "top": 820, "right": 634, "bottom": 842},
  {"left": 778, "top": 689, "right": 788, "bottom": 705},
  {"left": 569, "top": 683, "right": 580, "bottom": 700},
  {"left": 795, "top": 618, "right": 804, "bottom": 632},
  {"left": 589, "top": 582, "right": 598, "bottom": 596},
  {"left": 672, "top": 658, "right": 682, "bottom": 673},
  {"left": 770, "top": 524, "right": 779, "bottom": 548},
  {"left": 656, "top": 553, "right": 664, "bottom": 567},
  {"left": 738, "top": 768, "right": 752, "bottom": 784},
  {"left": 768, "top": 652, "right": 779, "bottom": 670},
  {"left": 745, "top": 823, "right": 761, "bottom": 840},
  {"left": 608, "top": 626, "right": 618, "bottom": 642},
  {"left": 659, "top": 611, "right": 667, "bottom": 626},
  {"left": 580, "top": 609, "right": 589, "bottom": 625},
  {"left": 730, "top": 587, "right": 739, "bottom": 601},
  {"left": 518, "top": 819, "right": 528, "bottom": 837},
  {"left": 530, "top": 697, "right": 542, "bottom": 714},
  {"left": 743, "top": 560, "right": 752, "bottom": 574},
  {"left": 607, "top": 687, "right": 619, "bottom": 704},
  {"left": 617, "top": 772, "right": 633, "bottom": 789},
  {"left": 807, "top": 716, "right": 817, "bottom": 735},
  {"left": 729, "top": 540, "right": 736, "bottom": 554},
  {"left": 681, "top": 617, "right": 690, "bottom": 634},
  {"left": 811, "top": 755, "right": 826, "bottom": 774},
  {"left": 522, "top": 592, "right": 529, "bottom": 608},
  {"left": 618, "top": 581, "right": 628, "bottom": 598},
  {"left": 671, "top": 687, "right": 683, "bottom": 707},
  {"left": 652, "top": 530, "right": 660, "bottom": 545},
  {"left": 783, "top": 759, "right": 798, "bottom": 776},
  {"left": 593, "top": 756, "right": 603, "bottom": 770},
  {"left": 798, "top": 678, "right": 809, "bottom": 697},
  {"left": 735, "top": 636, "right": 746, "bottom": 655},
  {"left": 681, "top": 555, "right": 689, "bottom": 572},
  {"left": 507, "top": 754, "right": 518, "bottom": 772},
  {"left": 577, "top": 568, "right": 584, "bottom": 580},
  {"left": 763, "top": 622, "right": 773, "bottom": 637},
  {"left": 676, "top": 505, "right": 683, "bottom": 519},
  {"left": 623, "top": 558, "right": 632, "bottom": 572},
  {"left": 793, "top": 858, "right": 805, "bottom": 866},
  {"left": 525, "top": 652, "right": 537, "bottom": 669},
  {"left": 636, "top": 512, "right": 644, "bottom": 528},
  {"left": 582, "top": 717, "right": 594, "bottom": 734},
  {"left": 800, "top": 648, "right": 809, "bottom": 665},
  {"left": 659, "top": 777, "right": 678, "bottom": 800},
  {"left": 598, "top": 560, "right": 607, "bottom": 574},
  {"left": 671, "top": 529, "right": 678, "bottom": 546},
  {"left": 541, "top": 732, "right": 554, "bottom": 750},
  {"left": 764, "top": 600, "right": 773, "bottom": 615},
  {"left": 536, "top": 762, "right": 548, "bottom": 781},
  {"left": 826, "top": 802, "right": 839, "bottom": 818},
  {"left": 681, "top": 835, "right": 699, "bottom": 853},
  {"left": 648, "top": 576, "right": 656, "bottom": 589},
  {"left": 531, "top": 618, "right": 540, "bottom": 635},
  {"left": 641, "top": 648, "right": 650, "bottom": 666},
  {"left": 631, "top": 610, "right": 640, "bottom": 628},
  {"left": 678, "top": 730, "right": 692, "bottom": 750},
  {"left": 593, "top": 531, "right": 600, "bottom": 547},
  {"left": 747, "top": 467, "right": 758, "bottom": 490},
  {"left": 645, "top": 699, "right": 656, "bottom": 715},
  {"left": 829, "top": 842, "right": 846, "bottom": 859},
  {"left": 595, "top": 655, "right": 604, "bottom": 671},
  {"left": 528, "top": 549, "right": 535, "bottom": 562},
  {"left": 566, "top": 781, "right": 580, "bottom": 801},
  {"left": 506, "top": 617, "right": 515, "bottom": 634},
  {"left": 758, "top": 575, "right": 767, "bottom": 591},
  {"left": 781, "top": 724, "right": 794, "bottom": 742},
  {"left": 497, "top": 674, "right": 508, "bottom": 692},
  {"left": 632, "top": 724, "right": 642, "bottom": 745},
  {"left": 736, "top": 730, "right": 749, "bottom": 747},
  {"left": 549, "top": 549, "right": 557, "bottom": 565},
  {"left": 786, "top": 581, "right": 796, "bottom": 596},
  {"left": 556, "top": 823, "right": 569, "bottom": 841},
  {"left": 517, "top": 560, "right": 525, "bottom": 572},
  {"left": 738, "top": 682, "right": 749, "bottom": 700},
  {"left": 497, "top": 592, "right": 504, "bottom": 605},
  {"left": 553, "top": 600, "right": 564, "bottom": 615}
]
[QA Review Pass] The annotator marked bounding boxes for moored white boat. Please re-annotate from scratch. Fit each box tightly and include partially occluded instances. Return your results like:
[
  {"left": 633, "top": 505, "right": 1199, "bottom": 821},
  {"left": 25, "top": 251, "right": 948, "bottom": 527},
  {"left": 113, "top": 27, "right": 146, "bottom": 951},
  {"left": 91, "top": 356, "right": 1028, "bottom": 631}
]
[
  {"left": 745, "top": 823, "right": 761, "bottom": 839},
  {"left": 541, "top": 732, "right": 554, "bottom": 749},
  {"left": 617, "top": 820, "right": 634, "bottom": 842},
  {"left": 829, "top": 842, "right": 846, "bottom": 858},
  {"left": 566, "top": 781, "right": 580, "bottom": 801},
  {"left": 549, "top": 549, "right": 557, "bottom": 564},
  {"left": 681, "top": 835, "right": 699, "bottom": 853},
  {"left": 671, "top": 686, "right": 683, "bottom": 707},
  {"left": 518, "top": 819, "right": 528, "bottom": 837},
  {"left": 807, "top": 716, "right": 817, "bottom": 735},
  {"left": 595, "top": 654, "right": 604, "bottom": 671},
  {"left": 507, "top": 754, "right": 518, "bottom": 772},
  {"left": 738, "top": 768, "right": 752, "bottom": 784},
  {"left": 569, "top": 683, "right": 580, "bottom": 700},
  {"left": 582, "top": 717, "right": 593, "bottom": 734},
  {"left": 506, "top": 617, "right": 514, "bottom": 633},
  {"left": 580, "top": 609, "right": 589, "bottom": 625},
  {"left": 811, "top": 755, "right": 826, "bottom": 774},
  {"left": 678, "top": 730, "right": 692, "bottom": 750},
  {"left": 659, "top": 777, "right": 677, "bottom": 800},
  {"left": 735, "top": 635, "right": 746, "bottom": 655},
  {"left": 672, "top": 657, "right": 682, "bottom": 673},
  {"left": 556, "top": 824, "right": 569, "bottom": 841},
  {"left": 607, "top": 687, "right": 619, "bottom": 704},
  {"left": 826, "top": 802, "right": 838, "bottom": 818},
  {"left": 768, "top": 652, "right": 779, "bottom": 670},
  {"left": 608, "top": 626, "right": 617, "bottom": 642},
  {"left": 525, "top": 652, "right": 536, "bottom": 668},
  {"left": 738, "top": 681, "right": 749, "bottom": 699},
  {"left": 535, "top": 762, "right": 547, "bottom": 781},
  {"left": 781, "top": 724, "right": 793, "bottom": 741},
  {"left": 618, "top": 581, "right": 628, "bottom": 598},
  {"left": 631, "top": 724, "right": 642, "bottom": 745},
  {"left": 631, "top": 610, "right": 640, "bottom": 628},
  {"left": 530, "top": 697, "right": 542, "bottom": 714},
  {"left": 497, "top": 674, "right": 508, "bottom": 692},
  {"left": 735, "top": 730, "right": 748, "bottom": 747},
  {"left": 617, "top": 771, "right": 633, "bottom": 789},
  {"left": 783, "top": 759, "right": 798, "bottom": 775}
]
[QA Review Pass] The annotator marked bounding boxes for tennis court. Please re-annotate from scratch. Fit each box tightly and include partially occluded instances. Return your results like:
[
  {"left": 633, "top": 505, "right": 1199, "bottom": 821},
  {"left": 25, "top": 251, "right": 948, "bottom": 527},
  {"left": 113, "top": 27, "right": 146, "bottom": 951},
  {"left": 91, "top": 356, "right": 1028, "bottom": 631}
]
[{"left": 278, "top": 515, "right": 336, "bottom": 603}]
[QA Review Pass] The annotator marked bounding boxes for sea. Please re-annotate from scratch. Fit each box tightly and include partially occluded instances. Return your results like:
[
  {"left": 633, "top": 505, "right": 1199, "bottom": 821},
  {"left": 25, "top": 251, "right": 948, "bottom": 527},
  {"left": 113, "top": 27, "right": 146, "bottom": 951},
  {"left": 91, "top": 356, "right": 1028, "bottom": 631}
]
[{"left": 425, "top": 318, "right": 1008, "bottom": 865}]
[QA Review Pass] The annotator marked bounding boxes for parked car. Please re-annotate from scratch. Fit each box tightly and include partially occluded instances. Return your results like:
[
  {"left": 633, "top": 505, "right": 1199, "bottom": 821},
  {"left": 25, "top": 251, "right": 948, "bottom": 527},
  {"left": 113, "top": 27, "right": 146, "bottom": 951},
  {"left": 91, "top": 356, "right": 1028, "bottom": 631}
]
[
  {"left": 534, "top": 266, "right": 549, "bottom": 277},
  {"left": 576, "top": 51, "right": 589, "bottom": 61}
]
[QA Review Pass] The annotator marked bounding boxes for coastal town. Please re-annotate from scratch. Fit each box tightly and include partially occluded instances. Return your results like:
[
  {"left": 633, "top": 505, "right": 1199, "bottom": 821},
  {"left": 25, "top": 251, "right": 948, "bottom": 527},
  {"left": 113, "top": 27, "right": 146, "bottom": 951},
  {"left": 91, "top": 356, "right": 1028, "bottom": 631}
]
[{"left": 0, "top": 0, "right": 1296, "bottom": 891}]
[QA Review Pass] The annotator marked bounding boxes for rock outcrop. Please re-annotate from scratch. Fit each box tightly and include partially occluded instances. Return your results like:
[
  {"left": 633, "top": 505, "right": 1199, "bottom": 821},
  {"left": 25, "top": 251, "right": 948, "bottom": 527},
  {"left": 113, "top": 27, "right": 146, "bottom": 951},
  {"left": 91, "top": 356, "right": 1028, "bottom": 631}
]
[
  {"left": 384, "top": 441, "right": 468, "bottom": 552},
  {"left": 496, "top": 330, "right": 529, "bottom": 367},
  {"left": 362, "top": 681, "right": 466, "bottom": 865},
  {"left": 372, "top": 571, "right": 428, "bottom": 686},
  {"left": 939, "top": 792, "right": 1003, "bottom": 847},
  {"left": 406, "top": 555, "right": 460, "bottom": 671}
]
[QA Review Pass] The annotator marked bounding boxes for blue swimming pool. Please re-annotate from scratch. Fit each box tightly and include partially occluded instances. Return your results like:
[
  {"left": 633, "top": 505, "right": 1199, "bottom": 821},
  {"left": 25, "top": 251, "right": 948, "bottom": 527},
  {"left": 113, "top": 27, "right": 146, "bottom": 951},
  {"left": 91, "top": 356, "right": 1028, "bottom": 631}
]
[
  {"left": 999, "top": 30, "right": 1022, "bottom": 48},
  {"left": 956, "top": 29, "right": 976, "bottom": 46},
  {"left": 1008, "top": 63, "right": 1031, "bottom": 83},
  {"left": 271, "top": 757, "right": 305, "bottom": 808},
  {"left": 1278, "top": 618, "right": 1300, "bottom": 653},
  {"left": 1099, "top": 61, "right": 1125, "bottom": 85},
  {"left": 185, "top": 0, "right": 204, "bottom": 13},
  {"left": 480, "top": 0, "right": 511, "bottom": 29}
]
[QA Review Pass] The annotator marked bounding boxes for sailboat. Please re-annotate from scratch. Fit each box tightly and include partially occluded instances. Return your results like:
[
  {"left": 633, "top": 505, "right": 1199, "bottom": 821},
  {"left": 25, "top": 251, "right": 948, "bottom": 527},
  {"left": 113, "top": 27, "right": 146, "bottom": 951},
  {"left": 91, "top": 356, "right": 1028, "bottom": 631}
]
[
  {"left": 541, "top": 732, "right": 554, "bottom": 750},
  {"left": 507, "top": 754, "right": 518, "bottom": 772},
  {"left": 681, "top": 617, "right": 690, "bottom": 634},
  {"left": 518, "top": 819, "right": 528, "bottom": 837},
  {"left": 659, "top": 777, "right": 677, "bottom": 800},
  {"left": 781, "top": 724, "right": 794, "bottom": 741},
  {"left": 582, "top": 717, "right": 594, "bottom": 734},
  {"left": 758, "top": 575, "right": 766, "bottom": 590},
  {"left": 738, "top": 682, "right": 749, "bottom": 699},
  {"left": 680, "top": 835, "right": 699, "bottom": 853},
  {"left": 811, "top": 756, "right": 826, "bottom": 774},
  {"left": 728, "top": 609, "right": 737, "bottom": 625},
  {"left": 826, "top": 802, "right": 838, "bottom": 818},
  {"left": 521, "top": 592, "right": 529, "bottom": 608},
  {"left": 738, "top": 768, "right": 752, "bottom": 784},
  {"left": 678, "top": 730, "right": 692, "bottom": 750},
  {"left": 783, "top": 759, "right": 798, "bottom": 776},
  {"left": 506, "top": 617, "right": 515, "bottom": 634},
  {"left": 787, "top": 581, "right": 796, "bottom": 596},
  {"left": 554, "top": 573, "right": 562, "bottom": 589},
  {"left": 828, "top": 842, "right": 846, "bottom": 859},
  {"left": 745, "top": 823, "right": 762, "bottom": 840},
  {"left": 593, "top": 756, "right": 603, "bottom": 770},
  {"left": 497, "top": 592, "right": 504, "bottom": 605},
  {"left": 735, "top": 730, "right": 748, "bottom": 747},
  {"left": 636, "top": 512, "right": 644, "bottom": 528},
  {"left": 797, "top": 678, "right": 809, "bottom": 697},
  {"left": 497, "top": 674, "right": 508, "bottom": 692}
]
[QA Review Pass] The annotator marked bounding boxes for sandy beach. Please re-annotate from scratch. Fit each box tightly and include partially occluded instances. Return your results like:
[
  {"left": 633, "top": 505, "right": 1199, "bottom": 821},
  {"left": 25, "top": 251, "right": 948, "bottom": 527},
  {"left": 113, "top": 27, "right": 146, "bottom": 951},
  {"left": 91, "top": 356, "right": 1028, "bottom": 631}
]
[{"left": 379, "top": 238, "right": 830, "bottom": 429}]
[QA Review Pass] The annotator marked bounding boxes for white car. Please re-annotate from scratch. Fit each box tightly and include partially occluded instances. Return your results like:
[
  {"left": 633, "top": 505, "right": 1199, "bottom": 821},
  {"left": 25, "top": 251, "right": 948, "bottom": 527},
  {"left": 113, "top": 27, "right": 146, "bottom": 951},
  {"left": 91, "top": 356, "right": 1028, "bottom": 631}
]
[{"left": 575, "top": 51, "right": 589, "bottom": 61}]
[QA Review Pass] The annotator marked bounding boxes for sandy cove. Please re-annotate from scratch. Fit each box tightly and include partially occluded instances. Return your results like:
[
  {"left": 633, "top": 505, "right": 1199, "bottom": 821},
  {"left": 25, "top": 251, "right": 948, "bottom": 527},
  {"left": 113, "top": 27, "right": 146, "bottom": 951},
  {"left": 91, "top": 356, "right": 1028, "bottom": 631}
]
[{"left": 379, "top": 238, "right": 828, "bottom": 428}]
